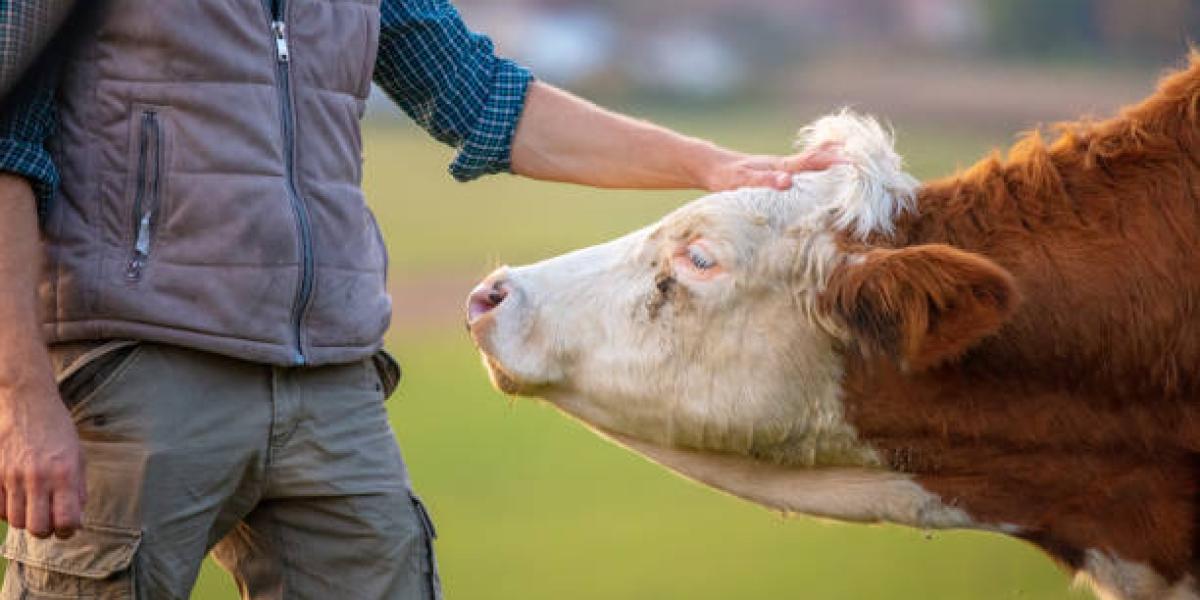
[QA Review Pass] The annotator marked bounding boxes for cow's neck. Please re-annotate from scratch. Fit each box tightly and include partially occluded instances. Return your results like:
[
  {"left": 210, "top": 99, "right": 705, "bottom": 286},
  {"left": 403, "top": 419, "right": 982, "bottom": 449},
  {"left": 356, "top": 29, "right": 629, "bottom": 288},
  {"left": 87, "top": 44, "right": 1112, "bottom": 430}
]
[{"left": 834, "top": 59, "right": 1200, "bottom": 593}]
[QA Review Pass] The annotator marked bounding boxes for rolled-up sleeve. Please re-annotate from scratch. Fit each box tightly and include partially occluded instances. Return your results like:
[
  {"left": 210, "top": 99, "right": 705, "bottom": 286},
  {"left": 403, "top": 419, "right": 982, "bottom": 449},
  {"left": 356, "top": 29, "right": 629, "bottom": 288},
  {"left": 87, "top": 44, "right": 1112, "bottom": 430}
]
[
  {"left": 1, "top": 0, "right": 62, "bottom": 215},
  {"left": 0, "top": 80, "right": 58, "bottom": 218},
  {"left": 374, "top": 0, "right": 533, "bottom": 182}
]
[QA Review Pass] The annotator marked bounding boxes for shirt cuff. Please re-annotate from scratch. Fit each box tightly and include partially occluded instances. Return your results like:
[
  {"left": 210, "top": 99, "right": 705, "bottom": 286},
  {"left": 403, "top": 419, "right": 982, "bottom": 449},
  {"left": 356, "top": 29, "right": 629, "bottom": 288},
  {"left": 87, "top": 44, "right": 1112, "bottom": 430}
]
[
  {"left": 448, "top": 59, "right": 534, "bottom": 182},
  {"left": 0, "top": 138, "right": 58, "bottom": 218}
]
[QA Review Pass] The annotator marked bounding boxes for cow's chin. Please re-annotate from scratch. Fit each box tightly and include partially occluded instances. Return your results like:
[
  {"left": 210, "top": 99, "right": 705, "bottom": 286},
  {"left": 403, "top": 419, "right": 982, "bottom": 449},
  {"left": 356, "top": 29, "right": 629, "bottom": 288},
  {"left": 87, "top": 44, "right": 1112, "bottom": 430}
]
[
  {"left": 476, "top": 348, "right": 559, "bottom": 397},
  {"left": 471, "top": 318, "right": 556, "bottom": 396},
  {"left": 480, "top": 354, "right": 531, "bottom": 395}
]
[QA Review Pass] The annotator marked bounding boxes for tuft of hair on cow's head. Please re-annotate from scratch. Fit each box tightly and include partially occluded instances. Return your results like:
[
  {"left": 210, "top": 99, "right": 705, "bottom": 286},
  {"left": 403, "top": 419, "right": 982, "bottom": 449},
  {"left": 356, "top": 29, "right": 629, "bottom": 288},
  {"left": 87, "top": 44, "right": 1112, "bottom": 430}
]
[
  {"left": 792, "top": 110, "right": 920, "bottom": 240},
  {"left": 821, "top": 245, "right": 1021, "bottom": 371}
]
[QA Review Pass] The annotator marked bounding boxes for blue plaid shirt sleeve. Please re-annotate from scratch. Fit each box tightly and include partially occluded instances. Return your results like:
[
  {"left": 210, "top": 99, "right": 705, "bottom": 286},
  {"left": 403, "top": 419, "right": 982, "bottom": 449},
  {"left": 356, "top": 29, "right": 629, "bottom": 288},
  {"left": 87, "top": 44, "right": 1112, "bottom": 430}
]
[
  {"left": 0, "top": 84, "right": 58, "bottom": 213},
  {"left": 0, "top": 0, "right": 60, "bottom": 213},
  {"left": 375, "top": 0, "right": 533, "bottom": 182}
]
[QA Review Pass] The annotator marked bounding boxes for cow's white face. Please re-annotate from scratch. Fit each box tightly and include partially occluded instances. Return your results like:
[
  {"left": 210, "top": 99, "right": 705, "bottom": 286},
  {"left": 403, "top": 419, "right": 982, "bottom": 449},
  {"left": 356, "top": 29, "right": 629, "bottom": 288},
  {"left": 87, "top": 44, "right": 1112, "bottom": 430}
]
[
  {"left": 468, "top": 113, "right": 919, "bottom": 468},
  {"left": 468, "top": 112, "right": 1024, "bottom": 530},
  {"left": 475, "top": 189, "right": 859, "bottom": 465}
]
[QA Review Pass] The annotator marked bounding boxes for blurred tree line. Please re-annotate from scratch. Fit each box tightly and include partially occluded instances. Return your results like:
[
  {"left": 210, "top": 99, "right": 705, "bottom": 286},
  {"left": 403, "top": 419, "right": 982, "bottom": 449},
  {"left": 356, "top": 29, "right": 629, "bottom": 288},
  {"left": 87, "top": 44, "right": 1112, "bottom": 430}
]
[{"left": 983, "top": 0, "right": 1198, "bottom": 62}]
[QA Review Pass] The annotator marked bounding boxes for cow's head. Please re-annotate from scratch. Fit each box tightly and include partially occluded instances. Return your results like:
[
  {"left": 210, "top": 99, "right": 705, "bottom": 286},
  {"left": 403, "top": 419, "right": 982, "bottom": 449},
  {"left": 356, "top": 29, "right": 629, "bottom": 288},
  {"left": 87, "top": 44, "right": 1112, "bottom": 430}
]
[{"left": 467, "top": 112, "right": 1019, "bottom": 477}]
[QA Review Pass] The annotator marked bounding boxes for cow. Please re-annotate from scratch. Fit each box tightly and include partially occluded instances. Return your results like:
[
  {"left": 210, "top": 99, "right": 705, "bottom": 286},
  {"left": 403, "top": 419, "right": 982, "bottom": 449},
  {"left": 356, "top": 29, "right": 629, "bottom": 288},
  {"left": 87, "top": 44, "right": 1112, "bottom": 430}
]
[{"left": 465, "top": 54, "right": 1200, "bottom": 600}]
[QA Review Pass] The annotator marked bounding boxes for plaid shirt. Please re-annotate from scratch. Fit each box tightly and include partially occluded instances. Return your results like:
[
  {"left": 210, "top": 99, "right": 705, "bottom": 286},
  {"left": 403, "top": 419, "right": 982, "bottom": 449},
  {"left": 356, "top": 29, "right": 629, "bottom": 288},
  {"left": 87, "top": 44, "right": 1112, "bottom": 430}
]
[
  {"left": 0, "top": 0, "right": 70, "bottom": 214},
  {"left": 0, "top": 0, "right": 72, "bottom": 91},
  {"left": 0, "top": 0, "right": 533, "bottom": 213}
]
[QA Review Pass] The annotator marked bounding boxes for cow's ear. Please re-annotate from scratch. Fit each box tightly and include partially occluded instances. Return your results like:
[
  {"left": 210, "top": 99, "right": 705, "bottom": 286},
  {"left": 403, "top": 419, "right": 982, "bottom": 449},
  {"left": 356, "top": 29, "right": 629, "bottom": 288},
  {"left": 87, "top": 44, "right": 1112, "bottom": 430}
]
[{"left": 822, "top": 244, "right": 1020, "bottom": 371}]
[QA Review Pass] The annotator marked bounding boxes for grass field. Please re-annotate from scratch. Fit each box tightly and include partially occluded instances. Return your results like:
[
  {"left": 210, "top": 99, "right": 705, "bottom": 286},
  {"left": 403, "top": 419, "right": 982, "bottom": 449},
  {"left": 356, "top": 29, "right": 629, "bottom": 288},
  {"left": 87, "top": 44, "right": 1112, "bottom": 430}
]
[{"left": 34, "top": 105, "right": 1103, "bottom": 599}]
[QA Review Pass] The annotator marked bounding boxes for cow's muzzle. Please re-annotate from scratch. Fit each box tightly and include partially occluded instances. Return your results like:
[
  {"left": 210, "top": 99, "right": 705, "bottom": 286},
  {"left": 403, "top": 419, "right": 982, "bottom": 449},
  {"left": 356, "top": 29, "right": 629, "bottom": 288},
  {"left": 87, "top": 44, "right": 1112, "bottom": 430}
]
[{"left": 467, "top": 269, "right": 511, "bottom": 326}]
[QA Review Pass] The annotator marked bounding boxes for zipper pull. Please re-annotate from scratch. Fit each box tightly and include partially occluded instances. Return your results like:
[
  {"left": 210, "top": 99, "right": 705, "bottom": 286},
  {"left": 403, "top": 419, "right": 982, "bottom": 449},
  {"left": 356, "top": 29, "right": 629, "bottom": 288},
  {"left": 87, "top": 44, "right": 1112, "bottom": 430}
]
[
  {"left": 272, "top": 21, "right": 290, "bottom": 63},
  {"left": 134, "top": 212, "right": 152, "bottom": 256},
  {"left": 126, "top": 213, "right": 153, "bottom": 280}
]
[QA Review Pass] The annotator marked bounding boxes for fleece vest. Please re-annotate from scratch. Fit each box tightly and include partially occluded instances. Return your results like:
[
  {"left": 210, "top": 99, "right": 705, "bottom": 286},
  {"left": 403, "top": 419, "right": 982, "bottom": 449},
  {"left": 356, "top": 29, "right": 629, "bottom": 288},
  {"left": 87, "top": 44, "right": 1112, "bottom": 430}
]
[{"left": 42, "top": 0, "right": 389, "bottom": 366}]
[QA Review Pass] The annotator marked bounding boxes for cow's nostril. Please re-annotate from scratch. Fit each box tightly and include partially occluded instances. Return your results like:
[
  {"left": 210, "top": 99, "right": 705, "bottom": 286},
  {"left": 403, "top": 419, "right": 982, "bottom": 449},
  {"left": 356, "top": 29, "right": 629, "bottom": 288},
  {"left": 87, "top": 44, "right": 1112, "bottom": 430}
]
[
  {"left": 487, "top": 285, "right": 508, "bottom": 306},
  {"left": 468, "top": 278, "right": 510, "bottom": 323}
]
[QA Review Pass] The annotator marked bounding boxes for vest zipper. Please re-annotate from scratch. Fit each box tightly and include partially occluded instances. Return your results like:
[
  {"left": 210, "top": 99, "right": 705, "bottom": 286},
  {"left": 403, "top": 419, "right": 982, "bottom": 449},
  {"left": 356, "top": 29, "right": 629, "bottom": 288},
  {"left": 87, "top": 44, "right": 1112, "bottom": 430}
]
[
  {"left": 127, "top": 110, "right": 161, "bottom": 281},
  {"left": 267, "top": 0, "right": 315, "bottom": 365}
]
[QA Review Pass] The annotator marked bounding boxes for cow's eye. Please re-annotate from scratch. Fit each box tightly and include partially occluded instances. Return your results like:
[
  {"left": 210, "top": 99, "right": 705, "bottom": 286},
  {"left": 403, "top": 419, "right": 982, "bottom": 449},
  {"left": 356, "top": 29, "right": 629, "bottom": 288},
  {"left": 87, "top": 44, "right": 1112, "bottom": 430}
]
[{"left": 687, "top": 244, "right": 717, "bottom": 270}]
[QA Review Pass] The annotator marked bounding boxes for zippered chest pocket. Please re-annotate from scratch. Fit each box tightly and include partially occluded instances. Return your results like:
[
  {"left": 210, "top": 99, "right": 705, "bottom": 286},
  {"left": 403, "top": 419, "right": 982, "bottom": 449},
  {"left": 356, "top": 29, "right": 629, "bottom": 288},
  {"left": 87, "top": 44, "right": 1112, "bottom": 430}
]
[{"left": 125, "top": 106, "right": 169, "bottom": 282}]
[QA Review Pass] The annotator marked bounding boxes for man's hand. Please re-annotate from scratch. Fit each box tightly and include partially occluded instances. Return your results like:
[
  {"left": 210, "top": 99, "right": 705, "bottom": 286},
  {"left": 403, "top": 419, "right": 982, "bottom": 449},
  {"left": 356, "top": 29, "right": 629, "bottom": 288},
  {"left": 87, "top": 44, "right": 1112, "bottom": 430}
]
[
  {"left": 698, "top": 142, "right": 845, "bottom": 193},
  {"left": 0, "top": 386, "right": 86, "bottom": 539},
  {"left": 511, "top": 82, "right": 843, "bottom": 192},
  {"left": 0, "top": 173, "right": 85, "bottom": 539}
]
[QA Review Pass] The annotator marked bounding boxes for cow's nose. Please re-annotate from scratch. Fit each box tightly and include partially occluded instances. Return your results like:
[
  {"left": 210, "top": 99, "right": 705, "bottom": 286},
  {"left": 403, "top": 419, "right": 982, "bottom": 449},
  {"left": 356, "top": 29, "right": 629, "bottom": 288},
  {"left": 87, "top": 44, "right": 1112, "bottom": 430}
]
[{"left": 467, "top": 275, "right": 510, "bottom": 323}]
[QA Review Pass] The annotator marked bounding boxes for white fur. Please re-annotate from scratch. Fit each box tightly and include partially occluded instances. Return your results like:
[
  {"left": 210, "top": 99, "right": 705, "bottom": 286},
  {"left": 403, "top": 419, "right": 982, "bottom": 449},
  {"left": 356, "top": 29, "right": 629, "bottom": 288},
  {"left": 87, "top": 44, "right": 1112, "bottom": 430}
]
[
  {"left": 599, "top": 427, "right": 995, "bottom": 531},
  {"left": 1078, "top": 550, "right": 1198, "bottom": 600},
  {"left": 794, "top": 111, "right": 920, "bottom": 239}
]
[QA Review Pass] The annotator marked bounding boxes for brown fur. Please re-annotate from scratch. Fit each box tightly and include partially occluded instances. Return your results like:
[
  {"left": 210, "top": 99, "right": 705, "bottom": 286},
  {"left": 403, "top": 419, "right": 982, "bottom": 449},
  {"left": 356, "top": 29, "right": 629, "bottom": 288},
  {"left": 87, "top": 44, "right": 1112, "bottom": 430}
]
[
  {"left": 823, "top": 244, "right": 1020, "bottom": 371},
  {"left": 822, "top": 53, "right": 1200, "bottom": 582}
]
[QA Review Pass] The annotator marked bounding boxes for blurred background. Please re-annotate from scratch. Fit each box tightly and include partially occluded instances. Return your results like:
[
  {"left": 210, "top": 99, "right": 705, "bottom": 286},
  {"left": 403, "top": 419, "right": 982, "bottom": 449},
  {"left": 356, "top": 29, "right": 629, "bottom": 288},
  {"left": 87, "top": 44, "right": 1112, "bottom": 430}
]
[{"left": 189, "top": 0, "right": 1195, "bottom": 598}]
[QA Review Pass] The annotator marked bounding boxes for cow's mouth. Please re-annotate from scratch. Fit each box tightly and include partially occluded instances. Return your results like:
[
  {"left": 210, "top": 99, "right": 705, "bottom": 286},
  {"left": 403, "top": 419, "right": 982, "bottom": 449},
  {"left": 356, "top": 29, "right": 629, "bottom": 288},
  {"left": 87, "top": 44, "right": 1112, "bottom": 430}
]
[
  {"left": 467, "top": 310, "right": 530, "bottom": 395},
  {"left": 481, "top": 354, "right": 524, "bottom": 395},
  {"left": 476, "top": 348, "right": 554, "bottom": 397}
]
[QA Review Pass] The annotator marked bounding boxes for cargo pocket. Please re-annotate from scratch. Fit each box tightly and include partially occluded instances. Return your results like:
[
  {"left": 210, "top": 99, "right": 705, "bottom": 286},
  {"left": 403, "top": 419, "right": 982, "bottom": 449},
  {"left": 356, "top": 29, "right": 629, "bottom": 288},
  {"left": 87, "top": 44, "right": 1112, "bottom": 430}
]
[
  {"left": 1, "top": 523, "right": 142, "bottom": 599},
  {"left": 370, "top": 349, "right": 403, "bottom": 400},
  {"left": 408, "top": 493, "right": 441, "bottom": 600}
]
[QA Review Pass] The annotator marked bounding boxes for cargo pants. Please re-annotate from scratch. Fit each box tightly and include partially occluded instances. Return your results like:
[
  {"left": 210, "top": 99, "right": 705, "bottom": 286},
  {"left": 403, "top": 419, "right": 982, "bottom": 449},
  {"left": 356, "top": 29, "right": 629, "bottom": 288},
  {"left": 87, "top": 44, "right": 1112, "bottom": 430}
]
[{"left": 0, "top": 341, "right": 441, "bottom": 599}]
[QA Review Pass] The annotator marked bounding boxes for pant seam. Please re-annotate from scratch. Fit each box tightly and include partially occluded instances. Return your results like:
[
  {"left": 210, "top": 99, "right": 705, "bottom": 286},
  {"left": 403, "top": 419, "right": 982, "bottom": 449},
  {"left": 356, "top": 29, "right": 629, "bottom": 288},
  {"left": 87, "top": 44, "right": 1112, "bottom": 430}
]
[{"left": 265, "top": 367, "right": 279, "bottom": 467}]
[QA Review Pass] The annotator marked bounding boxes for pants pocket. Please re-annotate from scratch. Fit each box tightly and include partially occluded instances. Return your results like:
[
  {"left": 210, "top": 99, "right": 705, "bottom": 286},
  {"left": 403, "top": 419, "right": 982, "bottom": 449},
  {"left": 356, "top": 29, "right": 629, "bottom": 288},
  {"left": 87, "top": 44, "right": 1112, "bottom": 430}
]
[
  {"left": 370, "top": 349, "right": 403, "bottom": 400},
  {"left": 408, "top": 492, "right": 441, "bottom": 600},
  {"left": 1, "top": 523, "right": 142, "bottom": 599},
  {"left": 55, "top": 341, "right": 141, "bottom": 413}
]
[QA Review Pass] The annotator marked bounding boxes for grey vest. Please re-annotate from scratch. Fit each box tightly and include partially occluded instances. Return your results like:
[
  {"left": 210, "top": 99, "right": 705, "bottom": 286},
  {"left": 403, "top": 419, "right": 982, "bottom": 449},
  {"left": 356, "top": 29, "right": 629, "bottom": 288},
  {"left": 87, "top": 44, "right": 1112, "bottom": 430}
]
[{"left": 42, "top": 0, "right": 389, "bottom": 366}]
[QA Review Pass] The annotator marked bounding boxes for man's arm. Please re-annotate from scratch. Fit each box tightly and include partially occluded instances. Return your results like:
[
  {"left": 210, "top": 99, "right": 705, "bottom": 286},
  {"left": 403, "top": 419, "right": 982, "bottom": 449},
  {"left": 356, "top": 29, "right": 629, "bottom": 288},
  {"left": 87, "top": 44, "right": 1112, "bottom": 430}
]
[
  {"left": 375, "top": 0, "right": 836, "bottom": 191},
  {"left": 510, "top": 82, "right": 838, "bottom": 192},
  {"left": 0, "top": 174, "right": 85, "bottom": 540},
  {"left": 0, "top": 37, "right": 81, "bottom": 538}
]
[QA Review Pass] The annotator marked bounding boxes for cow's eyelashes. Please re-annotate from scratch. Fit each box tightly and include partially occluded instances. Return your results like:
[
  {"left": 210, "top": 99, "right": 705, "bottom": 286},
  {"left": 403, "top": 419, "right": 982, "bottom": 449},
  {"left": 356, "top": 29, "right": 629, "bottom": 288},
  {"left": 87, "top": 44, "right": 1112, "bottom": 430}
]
[
  {"left": 687, "top": 244, "right": 717, "bottom": 270},
  {"left": 671, "top": 241, "right": 725, "bottom": 281}
]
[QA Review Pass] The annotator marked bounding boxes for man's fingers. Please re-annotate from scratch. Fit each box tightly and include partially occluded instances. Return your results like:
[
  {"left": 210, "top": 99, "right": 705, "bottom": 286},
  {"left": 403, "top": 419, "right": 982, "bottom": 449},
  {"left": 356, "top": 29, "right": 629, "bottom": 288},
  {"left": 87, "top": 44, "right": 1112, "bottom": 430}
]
[
  {"left": 25, "top": 477, "right": 52, "bottom": 538},
  {"left": 782, "top": 151, "right": 844, "bottom": 172},
  {"left": 735, "top": 170, "right": 791, "bottom": 191},
  {"left": 7, "top": 481, "right": 26, "bottom": 530},
  {"left": 52, "top": 457, "right": 84, "bottom": 538},
  {"left": 780, "top": 141, "right": 846, "bottom": 172},
  {"left": 50, "top": 488, "right": 82, "bottom": 539}
]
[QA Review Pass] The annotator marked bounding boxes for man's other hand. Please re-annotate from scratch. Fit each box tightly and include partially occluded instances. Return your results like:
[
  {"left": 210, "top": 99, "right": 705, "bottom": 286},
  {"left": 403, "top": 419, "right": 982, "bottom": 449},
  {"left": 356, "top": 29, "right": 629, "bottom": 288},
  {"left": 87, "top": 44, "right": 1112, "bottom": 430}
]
[{"left": 0, "top": 386, "right": 86, "bottom": 539}]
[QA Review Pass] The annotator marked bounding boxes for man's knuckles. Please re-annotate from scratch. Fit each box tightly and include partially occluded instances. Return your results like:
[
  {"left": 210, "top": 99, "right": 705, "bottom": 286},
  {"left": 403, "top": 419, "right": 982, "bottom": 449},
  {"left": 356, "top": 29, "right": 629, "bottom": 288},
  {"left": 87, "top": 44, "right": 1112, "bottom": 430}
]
[{"left": 6, "top": 459, "right": 79, "bottom": 486}]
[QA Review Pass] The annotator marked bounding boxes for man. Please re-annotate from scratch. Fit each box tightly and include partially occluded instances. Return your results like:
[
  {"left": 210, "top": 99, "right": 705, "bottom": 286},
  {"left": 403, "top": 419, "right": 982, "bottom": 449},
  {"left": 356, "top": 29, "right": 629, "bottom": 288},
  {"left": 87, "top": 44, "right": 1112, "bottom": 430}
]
[{"left": 0, "top": 1, "right": 836, "bottom": 598}]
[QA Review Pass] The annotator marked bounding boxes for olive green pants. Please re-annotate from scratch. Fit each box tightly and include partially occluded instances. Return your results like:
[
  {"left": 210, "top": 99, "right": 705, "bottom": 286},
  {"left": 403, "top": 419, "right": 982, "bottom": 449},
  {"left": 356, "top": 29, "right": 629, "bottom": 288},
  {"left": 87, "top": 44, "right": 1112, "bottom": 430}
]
[{"left": 1, "top": 342, "right": 440, "bottom": 599}]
